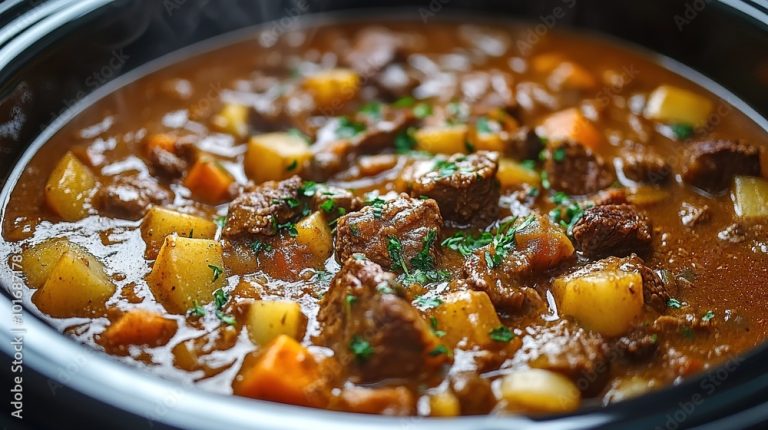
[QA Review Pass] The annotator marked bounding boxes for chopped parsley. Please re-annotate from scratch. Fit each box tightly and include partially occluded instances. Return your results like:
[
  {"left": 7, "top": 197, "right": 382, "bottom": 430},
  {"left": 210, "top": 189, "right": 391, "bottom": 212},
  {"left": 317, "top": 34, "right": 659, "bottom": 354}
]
[
  {"left": 359, "top": 101, "right": 382, "bottom": 118},
  {"left": 521, "top": 159, "right": 537, "bottom": 171},
  {"left": 394, "top": 128, "right": 417, "bottom": 153},
  {"left": 392, "top": 96, "right": 416, "bottom": 108},
  {"left": 349, "top": 335, "right": 374, "bottom": 362},
  {"left": 387, "top": 236, "right": 409, "bottom": 275},
  {"left": 475, "top": 116, "right": 493, "bottom": 134},
  {"left": 464, "top": 140, "right": 476, "bottom": 153},
  {"left": 485, "top": 215, "right": 535, "bottom": 269},
  {"left": 250, "top": 240, "right": 272, "bottom": 255},
  {"left": 345, "top": 294, "right": 358, "bottom": 306},
  {"left": 299, "top": 181, "right": 319, "bottom": 197},
  {"left": 667, "top": 298, "right": 683, "bottom": 309},
  {"left": 489, "top": 326, "right": 514, "bottom": 343},
  {"left": 430, "top": 317, "right": 446, "bottom": 338},
  {"left": 213, "top": 289, "right": 235, "bottom": 326},
  {"left": 208, "top": 264, "right": 224, "bottom": 282},
  {"left": 319, "top": 199, "right": 336, "bottom": 214},
  {"left": 702, "top": 310, "right": 715, "bottom": 322},
  {"left": 401, "top": 269, "right": 450, "bottom": 286},
  {"left": 365, "top": 196, "right": 386, "bottom": 219},
  {"left": 413, "top": 102, "right": 433, "bottom": 119},
  {"left": 287, "top": 127, "right": 310, "bottom": 142},
  {"left": 335, "top": 117, "right": 366, "bottom": 139},
  {"left": 277, "top": 221, "right": 298, "bottom": 238},
  {"left": 286, "top": 159, "right": 298, "bottom": 171},
  {"left": 214, "top": 215, "right": 227, "bottom": 229},
  {"left": 540, "top": 171, "right": 551, "bottom": 190},
  {"left": 442, "top": 230, "right": 493, "bottom": 257},
  {"left": 413, "top": 295, "right": 443, "bottom": 310},
  {"left": 552, "top": 147, "right": 567, "bottom": 162},
  {"left": 376, "top": 281, "right": 394, "bottom": 294},
  {"left": 548, "top": 192, "right": 588, "bottom": 236},
  {"left": 188, "top": 301, "right": 206, "bottom": 318},
  {"left": 670, "top": 123, "right": 694, "bottom": 140},
  {"left": 282, "top": 197, "right": 300, "bottom": 208},
  {"left": 429, "top": 344, "right": 450, "bottom": 357},
  {"left": 410, "top": 229, "right": 438, "bottom": 271}
]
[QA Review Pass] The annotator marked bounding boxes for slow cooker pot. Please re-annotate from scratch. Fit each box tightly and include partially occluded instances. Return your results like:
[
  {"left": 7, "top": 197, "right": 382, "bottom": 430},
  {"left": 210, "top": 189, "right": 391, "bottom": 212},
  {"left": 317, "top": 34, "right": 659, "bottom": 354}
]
[{"left": 1, "top": 1, "right": 767, "bottom": 429}]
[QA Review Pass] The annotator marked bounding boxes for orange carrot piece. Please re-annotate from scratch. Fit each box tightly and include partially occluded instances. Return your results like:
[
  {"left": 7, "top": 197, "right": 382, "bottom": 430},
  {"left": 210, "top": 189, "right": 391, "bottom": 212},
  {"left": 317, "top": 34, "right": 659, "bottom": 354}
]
[
  {"left": 539, "top": 108, "right": 603, "bottom": 150},
  {"left": 144, "top": 133, "right": 177, "bottom": 154},
  {"left": 102, "top": 309, "right": 177, "bottom": 346},
  {"left": 183, "top": 157, "right": 234, "bottom": 204}
]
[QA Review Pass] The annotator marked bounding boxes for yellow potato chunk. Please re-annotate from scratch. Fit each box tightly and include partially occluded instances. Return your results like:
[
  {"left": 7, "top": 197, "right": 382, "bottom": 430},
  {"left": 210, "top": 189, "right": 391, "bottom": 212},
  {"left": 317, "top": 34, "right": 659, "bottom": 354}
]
[
  {"left": 415, "top": 125, "right": 469, "bottom": 155},
  {"left": 245, "top": 300, "right": 307, "bottom": 346},
  {"left": 20, "top": 238, "right": 87, "bottom": 289},
  {"left": 33, "top": 250, "right": 115, "bottom": 318},
  {"left": 553, "top": 261, "right": 644, "bottom": 337},
  {"left": 644, "top": 85, "right": 713, "bottom": 127},
  {"left": 499, "top": 368, "right": 581, "bottom": 414},
  {"left": 211, "top": 103, "right": 249, "bottom": 139},
  {"left": 44, "top": 152, "right": 96, "bottom": 221},
  {"left": 141, "top": 207, "right": 217, "bottom": 258},
  {"left": 245, "top": 132, "right": 311, "bottom": 184},
  {"left": 432, "top": 291, "right": 503, "bottom": 349},
  {"left": 732, "top": 176, "right": 768, "bottom": 220},
  {"left": 429, "top": 392, "right": 460, "bottom": 417},
  {"left": 497, "top": 158, "right": 540, "bottom": 188},
  {"left": 303, "top": 68, "right": 360, "bottom": 113},
  {"left": 147, "top": 236, "right": 225, "bottom": 314},
  {"left": 295, "top": 211, "right": 333, "bottom": 261}
]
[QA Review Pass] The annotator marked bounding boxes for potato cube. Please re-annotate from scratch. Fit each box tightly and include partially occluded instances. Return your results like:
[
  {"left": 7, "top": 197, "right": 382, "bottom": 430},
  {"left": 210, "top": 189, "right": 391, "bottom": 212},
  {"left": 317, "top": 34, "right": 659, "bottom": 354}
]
[
  {"left": 141, "top": 207, "right": 217, "bottom": 258},
  {"left": 429, "top": 392, "right": 460, "bottom": 417},
  {"left": 497, "top": 159, "right": 541, "bottom": 188},
  {"left": 732, "top": 176, "right": 768, "bottom": 220},
  {"left": 183, "top": 157, "right": 235, "bottom": 204},
  {"left": 414, "top": 125, "right": 469, "bottom": 155},
  {"left": 33, "top": 250, "right": 115, "bottom": 317},
  {"left": 499, "top": 368, "right": 581, "bottom": 414},
  {"left": 21, "top": 238, "right": 87, "bottom": 289},
  {"left": 538, "top": 108, "right": 603, "bottom": 150},
  {"left": 101, "top": 309, "right": 177, "bottom": 346},
  {"left": 295, "top": 211, "right": 333, "bottom": 261},
  {"left": 147, "top": 236, "right": 225, "bottom": 314},
  {"left": 45, "top": 152, "right": 97, "bottom": 221},
  {"left": 245, "top": 132, "right": 311, "bottom": 184},
  {"left": 245, "top": 300, "right": 307, "bottom": 346},
  {"left": 553, "top": 262, "right": 644, "bottom": 337},
  {"left": 644, "top": 85, "right": 713, "bottom": 127},
  {"left": 432, "top": 291, "right": 503, "bottom": 349},
  {"left": 211, "top": 103, "right": 249, "bottom": 139},
  {"left": 303, "top": 68, "right": 360, "bottom": 113}
]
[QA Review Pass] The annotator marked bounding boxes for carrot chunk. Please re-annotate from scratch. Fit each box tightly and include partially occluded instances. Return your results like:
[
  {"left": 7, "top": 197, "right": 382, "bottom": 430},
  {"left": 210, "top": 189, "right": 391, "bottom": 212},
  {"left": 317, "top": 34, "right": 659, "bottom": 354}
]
[
  {"left": 183, "top": 157, "right": 234, "bottom": 204},
  {"left": 539, "top": 108, "right": 603, "bottom": 150},
  {"left": 102, "top": 309, "right": 177, "bottom": 346}
]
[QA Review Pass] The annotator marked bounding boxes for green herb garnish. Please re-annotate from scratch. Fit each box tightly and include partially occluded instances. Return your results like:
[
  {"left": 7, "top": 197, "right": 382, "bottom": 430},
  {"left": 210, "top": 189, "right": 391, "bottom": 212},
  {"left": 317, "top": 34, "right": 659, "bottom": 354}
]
[
  {"left": 670, "top": 123, "right": 694, "bottom": 140},
  {"left": 667, "top": 298, "right": 683, "bottom": 309},
  {"left": 429, "top": 344, "right": 450, "bottom": 357},
  {"left": 413, "top": 295, "right": 443, "bottom": 310},
  {"left": 387, "top": 236, "right": 409, "bottom": 275},
  {"left": 286, "top": 159, "right": 298, "bottom": 171},
  {"left": 702, "top": 310, "right": 715, "bottom": 322},
  {"left": 413, "top": 102, "right": 433, "bottom": 119},
  {"left": 441, "top": 231, "right": 493, "bottom": 257},
  {"left": 489, "top": 326, "right": 514, "bottom": 343},
  {"left": 335, "top": 117, "right": 366, "bottom": 138},
  {"left": 359, "top": 101, "right": 382, "bottom": 118},
  {"left": 250, "top": 240, "right": 272, "bottom": 255},
  {"left": 394, "top": 128, "right": 417, "bottom": 153},
  {"left": 188, "top": 301, "right": 206, "bottom": 318},
  {"left": 475, "top": 117, "right": 493, "bottom": 134},
  {"left": 393, "top": 96, "right": 416, "bottom": 108},
  {"left": 430, "top": 317, "right": 446, "bottom": 338},
  {"left": 349, "top": 335, "right": 374, "bottom": 362},
  {"left": 208, "top": 265, "right": 224, "bottom": 282}
]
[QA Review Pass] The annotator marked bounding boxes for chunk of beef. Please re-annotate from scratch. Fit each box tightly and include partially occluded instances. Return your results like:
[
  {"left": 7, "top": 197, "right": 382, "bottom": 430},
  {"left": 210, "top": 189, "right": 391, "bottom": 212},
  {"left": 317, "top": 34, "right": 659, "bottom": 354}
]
[
  {"left": 335, "top": 195, "right": 443, "bottom": 271},
  {"left": 517, "top": 319, "right": 610, "bottom": 395},
  {"left": 306, "top": 108, "right": 417, "bottom": 181},
  {"left": 309, "top": 184, "right": 362, "bottom": 220},
  {"left": 147, "top": 147, "right": 187, "bottom": 178},
  {"left": 410, "top": 152, "right": 500, "bottom": 225},
  {"left": 334, "top": 386, "right": 415, "bottom": 416},
  {"left": 571, "top": 204, "right": 652, "bottom": 258},
  {"left": 345, "top": 28, "right": 402, "bottom": 77},
  {"left": 448, "top": 372, "right": 495, "bottom": 415},
  {"left": 223, "top": 176, "right": 303, "bottom": 238},
  {"left": 679, "top": 202, "right": 710, "bottom": 227},
  {"left": 507, "top": 127, "right": 544, "bottom": 161},
  {"left": 592, "top": 188, "right": 628, "bottom": 206},
  {"left": 461, "top": 70, "right": 517, "bottom": 114},
  {"left": 316, "top": 258, "right": 448, "bottom": 383},
  {"left": 545, "top": 141, "right": 614, "bottom": 195},
  {"left": 462, "top": 251, "right": 531, "bottom": 311},
  {"left": 95, "top": 175, "right": 172, "bottom": 220},
  {"left": 620, "top": 152, "right": 672, "bottom": 185},
  {"left": 682, "top": 139, "right": 761, "bottom": 194},
  {"left": 614, "top": 329, "right": 659, "bottom": 361}
]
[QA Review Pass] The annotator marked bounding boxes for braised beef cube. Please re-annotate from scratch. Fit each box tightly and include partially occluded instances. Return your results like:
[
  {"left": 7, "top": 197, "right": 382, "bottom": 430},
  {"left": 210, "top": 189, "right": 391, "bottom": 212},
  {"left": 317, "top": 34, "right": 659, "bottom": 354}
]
[
  {"left": 592, "top": 188, "right": 628, "bottom": 206},
  {"left": 614, "top": 329, "right": 659, "bottom": 361},
  {"left": 620, "top": 152, "right": 672, "bottom": 185},
  {"left": 571, "top": 204, "right": 652, "bottom": 258},
  {"left": 345, "top": 28, "right": 402, "bottom": 77},
  {"left": 449, "top": 372, "right": 495, "bottom": 415},
  {"left": 507, "top": 127, "right": 544, "bottom": 161},
  {"left": 335, "top": 194, "right": 443, "bottom": 271},
  {"left": 223, "top": 176, "right": 303, "bottom": 238},
  {"left": 95, "top": 175, "right": 172, "bottom": 220},
  {"left": 519, "top": 319, "right": 610, "bottom": 395},
  {"left": 545, "top": 141, "right": 614, "bottom": 195},
  {"left": 682, "top": 139, "right": 761, "bottom": 194},
  {"left": 316, "top": 258, "right": 448, "bottom": 383},
  {"left": 147, "top": 146, "right": 187, "bottom": 178},
  {"left": 334, "top": 386, "right": 415, "bottom": 416},
  {"left": 461, "top": 70, "right": 517, "bottom": 114},
  {"left": 411, "top": 152, "right": 500, "bottom": 225},
  {"left": 462, "top": 250, "right": 531, "bottom": 311},
  {"left": 309, "top": 185, "right": 362, "bottom": 220}
]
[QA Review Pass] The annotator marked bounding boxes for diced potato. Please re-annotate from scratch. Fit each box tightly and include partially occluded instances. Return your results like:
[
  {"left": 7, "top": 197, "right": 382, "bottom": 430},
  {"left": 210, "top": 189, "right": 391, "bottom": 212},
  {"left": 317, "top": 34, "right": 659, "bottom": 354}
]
[
  {"left": 101, "top": 309, "right": 177, "bottom": 346},
  {"left": 233, "top": 335, "right": 324, "bottom": 407},
  {"left": 183, "top": 157, "right": 235, "bottom": 204},
  {"left": 147, "top": 235, "right": 225, "bottom": 314},
  {"left": 44, "top": 152, "right": 97, "bottom": 221},
  {"left": 245, "top": 300, "right": 307, "bottom": 346},
  {"left": 644, "top": 85, "right": 713, "bottom": 128},
  {"left": 211, "top": 103, "right": 249, "bottom": 139},
  {"left": 497, "top": 159, "right": 540, "bottom": 188},
  {"left": 732, "top": 176, "right": 768, "bottom": 220},
  {"left": 429, "top": 392, "right": 461, "bottom": 417},
  {"left": 515, "top": 215, "right": 575, "bottom": 271},
  {"left": 499, "top": 368, "right": 581, "bottom": 414},
  {"left": 141, "top": 207, "right": 217, "bottom": 258},
  {"left": 469, "top": 130, "right": 505, "bottom": 152},
  {"left": 33, "top": 250, "right": 115, "bottom": 317},
  {"left": 303, "top": 68, "right": 360, "bottom": 113},
  {"left": 432, "top": 291, "right": 503, "bottom": 349},
  {"left": 20, "top": 238, "right": 87, "bottom": 289},
  {"left": 538, "top": 108, "right": 603, "bottom": 150},
  {"left": 553, "top": 262, "right": 644, "bottom": 337},
  {"left": 414, "top": 125, "right": 469, "bottom": 155},
  {"left": 626, "top": 186, "right": 670, "bottom": 206},
  {"left": 295, "top": 211, "right": 333, "bottom": 261},
  {"left": 245, "top": 132, "right": 312, "bottom": 184}
]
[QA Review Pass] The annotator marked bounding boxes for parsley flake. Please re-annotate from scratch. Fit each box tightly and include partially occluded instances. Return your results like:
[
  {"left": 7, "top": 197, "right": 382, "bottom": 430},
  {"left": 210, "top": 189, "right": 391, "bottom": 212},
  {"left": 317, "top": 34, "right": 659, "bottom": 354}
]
[
  {"left": 208, "top": 264, "right": 224, "bottom": 282},
  {"left": 349, "top": 335, "right": 374, "bottom": 362},
  {"left": 489, "top": 326, "right": 514, "bottom": 343}
]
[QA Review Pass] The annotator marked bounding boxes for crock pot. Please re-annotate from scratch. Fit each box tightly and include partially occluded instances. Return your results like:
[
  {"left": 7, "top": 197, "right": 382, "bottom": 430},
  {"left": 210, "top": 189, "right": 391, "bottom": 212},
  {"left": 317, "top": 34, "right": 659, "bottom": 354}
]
[{"left": 1, "top": 1, "right": 767, "bottom": 429}]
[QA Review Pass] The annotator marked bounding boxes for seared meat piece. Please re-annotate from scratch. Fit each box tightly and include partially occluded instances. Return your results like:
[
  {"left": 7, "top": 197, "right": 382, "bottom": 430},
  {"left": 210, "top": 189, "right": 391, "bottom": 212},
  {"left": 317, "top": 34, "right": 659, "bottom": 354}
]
[
  {"left": 223, "top": 176, "right": 303, "bottom": 238},
  {"left": 517, "top": 319, "right": 610, "bottom": 395},
  {"left": 95, "top": 175, "right": 172, "bottom": 220},
  {"left": 410, "top": 151, "right": 500, "bottom": 225},
  {"left": 462, "top": 250, "right": 531, "bottom": 311},
  {"left": 592, "top": 188, "right": 628, "bottom": 206},
  {"left": 571, "top": 204, "right": 652, "bottom": 258},
  {"left": 345, "top": 28, "right": 402, "bottom": 77},
  {"left": 316, "top": 258, "right": 448, "bottom": 383},
  {"left": 545, "top": 141, "right": 614, "bottom": 195},
  {"left": 335, "top": 194, "right": 443, "bottom": 271},
  {"left": 448, "top": 372, "right": 495, "bottom": 415},
  {"left": 461, "top": 70, "right": 517, "bottom": 114},
  {"left": 682, "top": 139, "right": 761, "bottom": 194},
  {"left": 309, "top": 184, "right": 362, "bottom": 220},
  {"left": 614, "top": 329, "right": 659, "bottom": 361},
  {"left": 146, "top": 146, "right": 187, "bottom": 178},
  {"left": 620, "top": 152, "right": 672, "bottom": 185},
  {"left": 507, "top": 127, "right": 544, "bottom": 161},
  {"left": 333, "top": 386, "right": 415, "bottom": 416}
]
